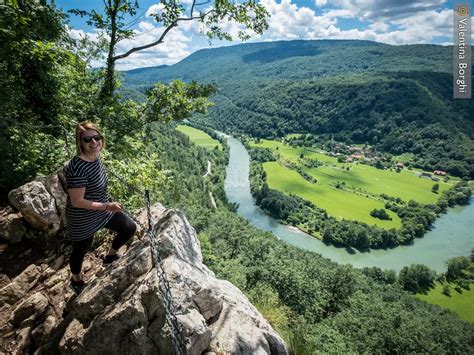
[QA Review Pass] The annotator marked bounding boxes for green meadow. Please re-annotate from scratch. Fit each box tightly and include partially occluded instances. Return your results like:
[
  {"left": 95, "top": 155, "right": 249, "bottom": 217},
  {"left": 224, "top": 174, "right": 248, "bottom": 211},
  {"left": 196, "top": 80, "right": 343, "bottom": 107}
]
[
  {"left": 416, "top": 282, "right": 474, "bottom": 324},
  {"left": 176, "top": 125, "right": 222, "bottom": 150},
  {"left": 263, "top": 162, "right": 401, "bottom": 229},
  {"left": 251, "top": 139, "right": 336, "bottom": 163},
  {"left": 252, "top": 138, "right": 453, "bottom": 228},
  {"left": 302, "top": 164, "right": 450, "bottom": 204}
]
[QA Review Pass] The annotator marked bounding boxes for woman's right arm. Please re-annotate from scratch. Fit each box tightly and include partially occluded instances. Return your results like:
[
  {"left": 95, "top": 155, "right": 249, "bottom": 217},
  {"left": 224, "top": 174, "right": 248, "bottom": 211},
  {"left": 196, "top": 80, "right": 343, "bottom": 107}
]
[{"left": 68, "top": 188, "right": 121, "bottom": 212}]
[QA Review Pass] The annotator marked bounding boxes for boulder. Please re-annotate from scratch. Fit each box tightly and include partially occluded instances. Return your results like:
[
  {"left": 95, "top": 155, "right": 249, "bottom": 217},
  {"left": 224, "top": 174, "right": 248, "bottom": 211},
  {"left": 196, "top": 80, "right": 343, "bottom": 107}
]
[
  {"left": 8, "top": 181, "right": 60, "bottom": 235},
  {"left": 0, "top": 264, "right": 41, "bottom": 306},
  {"left": 41, "top": 204, "right": 288, "bottom": 354},
  {"left": 44, "top": 171, "right": 68, "bottom": 228},
  {"left": 9, "top": 292, "right": 49, "bottom": 327},
  {"left": 0, "top": 212, "right": 26, "bottom": 243}
]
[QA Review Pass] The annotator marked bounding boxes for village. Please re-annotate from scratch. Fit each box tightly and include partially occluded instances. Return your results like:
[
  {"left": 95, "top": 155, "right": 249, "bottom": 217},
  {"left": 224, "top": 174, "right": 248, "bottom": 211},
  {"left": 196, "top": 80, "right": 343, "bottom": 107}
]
[{"left": 285, "top": 135, "right": 450, "bottom": 182}]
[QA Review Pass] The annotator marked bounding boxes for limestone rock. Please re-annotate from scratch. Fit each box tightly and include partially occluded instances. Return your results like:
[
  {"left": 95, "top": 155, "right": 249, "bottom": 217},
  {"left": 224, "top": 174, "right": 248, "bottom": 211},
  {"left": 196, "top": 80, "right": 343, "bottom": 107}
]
[
  {"left": 32, "top": 315, "right": 57, "bottom": 348},
  {"left": 8, "top": 182, "right": 60, "bottom": 235},
  {"left": 0, "top": 264, "right": 41, "bottom": 306},
  {"left": 44, "top": 171, "right": 68, "bottom": 228},
  {"left": 0, "top": 212, "right": 26, "bottom": 243},
  {"left": 9, "top": 292, "right": 49, "bottom": 327},
  {"left": 41, "top": 204, "right": 288, "bottom": 354}
]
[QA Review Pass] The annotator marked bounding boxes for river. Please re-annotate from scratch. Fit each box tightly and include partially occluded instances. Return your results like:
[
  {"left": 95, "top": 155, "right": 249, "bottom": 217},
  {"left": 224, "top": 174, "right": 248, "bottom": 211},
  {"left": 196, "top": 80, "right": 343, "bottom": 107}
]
[{"left": 224, "top": 136, "right": 474, "bottom": 272}]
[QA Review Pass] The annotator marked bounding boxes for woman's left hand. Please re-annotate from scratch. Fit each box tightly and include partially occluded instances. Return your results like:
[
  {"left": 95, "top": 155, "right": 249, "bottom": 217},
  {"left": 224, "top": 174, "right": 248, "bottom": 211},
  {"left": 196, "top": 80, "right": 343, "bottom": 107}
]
[{"left": 107, "top": 202, "right": 123, "bottom": 213}]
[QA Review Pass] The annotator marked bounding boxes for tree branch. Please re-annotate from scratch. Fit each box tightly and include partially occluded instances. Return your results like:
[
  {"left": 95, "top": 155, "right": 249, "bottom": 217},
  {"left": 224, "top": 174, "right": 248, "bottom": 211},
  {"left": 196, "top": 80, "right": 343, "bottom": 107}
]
[
  {"left": 112, "top": 9, "right": 214, "bottom": 62},
  {"left": 112, "top": 22, "right": 177, "bottom": 61}
]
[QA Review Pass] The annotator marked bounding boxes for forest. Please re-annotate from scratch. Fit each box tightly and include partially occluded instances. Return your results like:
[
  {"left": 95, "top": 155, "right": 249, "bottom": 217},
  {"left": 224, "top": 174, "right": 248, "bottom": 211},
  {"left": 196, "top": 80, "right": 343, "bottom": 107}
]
[
  {"left": 123, "top": 40, "right": 474, "bottom": 179},
  {"left": 1, "top": 1, "right": 473, "bottom": 353}
]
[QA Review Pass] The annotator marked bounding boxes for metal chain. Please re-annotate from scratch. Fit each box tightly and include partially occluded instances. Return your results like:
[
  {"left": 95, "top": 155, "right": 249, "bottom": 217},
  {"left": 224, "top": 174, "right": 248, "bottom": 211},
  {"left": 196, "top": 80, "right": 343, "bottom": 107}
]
[
  {"left": 106, "top": 168, "right": 186, "bottom": 354},
  {"left": 145, "top": 190, "right": 187, "bottom": 355}
]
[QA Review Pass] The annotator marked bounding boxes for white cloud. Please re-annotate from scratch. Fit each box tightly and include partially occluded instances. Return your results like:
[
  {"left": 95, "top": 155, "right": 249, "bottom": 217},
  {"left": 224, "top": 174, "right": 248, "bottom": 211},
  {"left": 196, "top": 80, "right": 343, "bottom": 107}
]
[
  {"left": 115, "top": 25, "right": 193, "bottom": 70},
  {"left": 315, "top": 0, "right": 327, "bottom": 6},
  {"left": 66, "top": 0, "right": 458, "bottom": 70},
  {"left": 146, "top": 3, "right": 165, "bottom": 17},
  {"left": 252, "top": 0, "right": 455, "bottom": 46},
  {"left": 323, "top": 0, "right": 447, "bottom": 21}
]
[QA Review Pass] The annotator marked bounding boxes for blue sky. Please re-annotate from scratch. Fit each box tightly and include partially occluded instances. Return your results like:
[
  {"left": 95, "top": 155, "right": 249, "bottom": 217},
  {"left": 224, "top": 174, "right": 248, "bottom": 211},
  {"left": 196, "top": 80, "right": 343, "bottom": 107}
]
[{"left": 55, "top": 0, "right": 466, "bottom": 70}]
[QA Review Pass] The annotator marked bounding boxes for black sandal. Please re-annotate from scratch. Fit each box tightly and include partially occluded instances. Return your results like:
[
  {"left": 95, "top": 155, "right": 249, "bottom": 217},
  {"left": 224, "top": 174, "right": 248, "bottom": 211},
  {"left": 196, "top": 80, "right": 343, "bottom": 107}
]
[
  {"left": 102, "top": 254, "right": 119, "bottom": 265},
  {"left": 70, "top": 278, "right": 85, "bottom": 295}
]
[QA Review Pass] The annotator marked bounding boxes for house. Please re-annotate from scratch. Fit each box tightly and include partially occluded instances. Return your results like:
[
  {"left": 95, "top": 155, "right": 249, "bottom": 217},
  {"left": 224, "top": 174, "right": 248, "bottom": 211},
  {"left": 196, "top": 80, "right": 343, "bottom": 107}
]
[
  {"left": 396, "top": 162, "right": 404, "bottom": 168},
  {"left": 433, "top": 170, "right": 447, "bottom": 176},
  {"left": 350, "top": 153, "right": 364, "bottom": 160}
]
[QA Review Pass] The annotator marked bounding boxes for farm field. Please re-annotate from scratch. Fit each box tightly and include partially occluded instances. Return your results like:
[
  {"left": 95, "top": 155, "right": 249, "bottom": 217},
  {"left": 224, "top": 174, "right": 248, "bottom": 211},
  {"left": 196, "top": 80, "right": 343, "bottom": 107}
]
[
  {"left": 302, "top": 164, "right": 450, "bottom": 204},
  {"left": 250, "top": 139, "right": 336, "bottom": 163},
  {"left": 263, "top": 162, "right": 401, "bottom": 229},
  {"left": 176, "top": 125, "right": 222, "bottom": 150},
  {"left": 252, "top": 138, "right": 454, "bottom": 227},
  {"left": 416, "top": 282, "right": 474, "bottom": 324}
]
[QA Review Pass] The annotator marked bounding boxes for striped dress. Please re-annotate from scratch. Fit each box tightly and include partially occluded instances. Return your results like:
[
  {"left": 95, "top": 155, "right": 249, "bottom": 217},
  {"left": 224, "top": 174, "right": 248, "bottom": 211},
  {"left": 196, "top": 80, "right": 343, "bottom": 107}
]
[{"left": 64, "top": 156, "right": 113, "bottom": 241}]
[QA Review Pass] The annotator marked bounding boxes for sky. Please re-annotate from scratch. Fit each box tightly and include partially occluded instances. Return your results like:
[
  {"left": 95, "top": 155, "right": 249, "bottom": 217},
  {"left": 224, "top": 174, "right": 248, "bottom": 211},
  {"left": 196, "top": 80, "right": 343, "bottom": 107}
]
[{"left": 54, "top": 0, "right": 469, "bottom": 70}]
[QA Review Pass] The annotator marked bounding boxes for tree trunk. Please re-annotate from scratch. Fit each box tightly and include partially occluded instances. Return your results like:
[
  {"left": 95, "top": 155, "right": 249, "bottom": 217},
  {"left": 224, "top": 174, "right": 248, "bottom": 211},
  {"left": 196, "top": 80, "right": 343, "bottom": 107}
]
[{"left": 100, "top": 0, "right": 119, "bottom": 100}]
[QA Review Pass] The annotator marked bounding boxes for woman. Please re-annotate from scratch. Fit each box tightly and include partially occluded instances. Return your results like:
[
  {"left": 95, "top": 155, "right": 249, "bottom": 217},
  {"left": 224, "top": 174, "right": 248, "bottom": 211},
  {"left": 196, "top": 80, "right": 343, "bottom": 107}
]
[{"left": 64, "top": 122, "right": 136, "bottom": 294}]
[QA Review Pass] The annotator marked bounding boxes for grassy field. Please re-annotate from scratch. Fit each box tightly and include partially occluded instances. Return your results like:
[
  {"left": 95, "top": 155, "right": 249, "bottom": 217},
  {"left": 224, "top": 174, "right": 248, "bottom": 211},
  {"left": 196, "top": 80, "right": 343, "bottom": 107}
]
[
  {"left": 176, "top": 125, "right": 222, "bottom": 150},
  {"left": 251, "top": 138, "right": 454, "bottom": 227},
  {"left": 302, "top": 164, "right": 450, "bottom": 204},
  {"left": 416, "top": 282, "right": 474, "bottom": 323},
  {"left": 263, "top": 162, "right": 401, "bottom": 229},
  {"left": 251, "top": 139, "right": 337, "bottom": 163}
]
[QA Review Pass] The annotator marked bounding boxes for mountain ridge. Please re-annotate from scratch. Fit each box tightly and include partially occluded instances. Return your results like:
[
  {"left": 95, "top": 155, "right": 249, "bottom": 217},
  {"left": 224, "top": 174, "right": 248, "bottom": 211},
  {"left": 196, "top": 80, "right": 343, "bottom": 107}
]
[{"left": 122, "top": 39, "right": 473, "bottom": 178}]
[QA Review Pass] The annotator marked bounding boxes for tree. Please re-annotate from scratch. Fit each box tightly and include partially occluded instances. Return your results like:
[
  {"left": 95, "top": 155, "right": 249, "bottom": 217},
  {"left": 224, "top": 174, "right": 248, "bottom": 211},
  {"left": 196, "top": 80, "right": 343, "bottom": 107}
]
[
  {"left": 398, "top": 264, "right": 436, "bottom": 293},
  {"left": 71, "top": 0, "right": 269, "bottom": 99},
  {"left": 432, "top": 183, "right": 439, "bottom": 193},
  {"left": 446, "top": 256, "right": 470, "bottom": 282},
  {"left": 0, "top": 0, "right": 71, "bottom": 187}
]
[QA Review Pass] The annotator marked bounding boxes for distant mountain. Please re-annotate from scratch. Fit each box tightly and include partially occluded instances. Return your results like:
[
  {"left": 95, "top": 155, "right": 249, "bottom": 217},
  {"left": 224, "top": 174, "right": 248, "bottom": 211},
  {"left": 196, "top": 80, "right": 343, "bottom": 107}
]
[{"left": 123, "top": 40, "right": 474, "bottom": 178}]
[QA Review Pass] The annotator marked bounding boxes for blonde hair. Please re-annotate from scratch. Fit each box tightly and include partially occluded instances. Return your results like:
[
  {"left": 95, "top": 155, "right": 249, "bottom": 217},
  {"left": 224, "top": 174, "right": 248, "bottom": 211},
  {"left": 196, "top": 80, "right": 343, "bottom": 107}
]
[{"left": 75, "top": 121, "right": 106, "bottom": 155}]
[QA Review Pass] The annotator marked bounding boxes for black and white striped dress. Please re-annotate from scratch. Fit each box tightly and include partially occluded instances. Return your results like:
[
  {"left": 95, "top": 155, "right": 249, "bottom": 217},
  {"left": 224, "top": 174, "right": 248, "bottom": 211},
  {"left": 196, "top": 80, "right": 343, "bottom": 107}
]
[{"left": 64, "top": 156, "right": 113, "bottom": 241}]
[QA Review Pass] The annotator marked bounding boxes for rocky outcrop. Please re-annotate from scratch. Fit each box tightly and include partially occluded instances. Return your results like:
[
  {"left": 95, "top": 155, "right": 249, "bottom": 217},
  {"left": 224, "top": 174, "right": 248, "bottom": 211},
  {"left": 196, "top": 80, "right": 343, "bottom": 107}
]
[
  {"left": 0, "top": 199, "right": 288, "bottom": 354},
  {"left": 39, "top": 205, "right": 287, "bottom": 354},
  {"left": 0, "top": 209, "right": 26, "bottom": 243},
  {"left": 8, "top": 181, "right": 62, "bottom": 235}
]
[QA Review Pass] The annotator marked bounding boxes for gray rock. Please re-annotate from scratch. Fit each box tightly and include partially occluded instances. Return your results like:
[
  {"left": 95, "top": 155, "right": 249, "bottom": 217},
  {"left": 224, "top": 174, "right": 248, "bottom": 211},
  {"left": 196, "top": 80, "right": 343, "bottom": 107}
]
[
  {"left": 8, "top": 181, "right": 60, "bottom": 235},
  {"left": 51, "top": 255, "right": 65, "bottom": 271},
  {"left": 42, "top": 204, "right": 288, "bottom": 354},
  {"left": 9, "top": 292, "right": 49, "bottom": 327},
  {"left": 44, "top": 171, "right": 68, "bottom": 228},
  {"left": 32, "top": 315, "right": 57, "bottom": 347},
  {"left": 193, "top": 287, "right": 223, "bottom": 321},
  {"left": 0, "top": 212, "right": 26, "bottom": 243},
  {"left": 0, "top": 264, "right": 41, "bottom": 306}
]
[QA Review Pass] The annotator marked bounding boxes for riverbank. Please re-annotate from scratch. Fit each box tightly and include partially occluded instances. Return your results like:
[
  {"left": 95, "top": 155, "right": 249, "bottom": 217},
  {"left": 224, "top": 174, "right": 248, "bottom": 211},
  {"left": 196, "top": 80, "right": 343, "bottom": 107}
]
[{"left": 224, "top": 135, "right": 474, "bottom": 272}]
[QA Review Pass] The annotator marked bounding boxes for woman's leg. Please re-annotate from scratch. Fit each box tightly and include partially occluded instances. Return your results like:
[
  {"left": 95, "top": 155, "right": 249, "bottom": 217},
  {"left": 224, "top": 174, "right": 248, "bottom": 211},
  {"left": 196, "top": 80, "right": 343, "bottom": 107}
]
[
  {"left": 103, "top": 211, "right": 137, "bottom": 256},
  {"left": 70, "top": 237, "right": 94, "bottom": 281}
]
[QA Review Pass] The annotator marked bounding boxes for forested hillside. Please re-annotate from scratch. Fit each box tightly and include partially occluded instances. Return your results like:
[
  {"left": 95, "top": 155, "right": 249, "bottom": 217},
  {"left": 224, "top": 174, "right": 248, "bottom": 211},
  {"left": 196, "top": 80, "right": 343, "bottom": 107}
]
[
  {"left": 2, "top": 2, "right": 474, "bottom": 353},
  {"left": 123, "top": 40, "right": 474, "bottom": 178}
]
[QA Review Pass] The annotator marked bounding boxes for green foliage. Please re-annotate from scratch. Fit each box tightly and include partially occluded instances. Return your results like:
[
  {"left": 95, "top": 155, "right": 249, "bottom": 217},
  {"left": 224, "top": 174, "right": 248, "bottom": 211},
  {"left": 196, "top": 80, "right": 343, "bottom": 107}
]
[
  {"left": 105, "top": 135, "right": 169, "bottom": 212},
  {"left": 145, "top": 81, "right": 216, "bottom": 123},
  {"left": 70, "top": 0, "right": 269, "bottom": 98},
  {"left": 446, "top": 256, "right": 471, "bottom": 282},
  {"left": 122, "top": 40, "right": 474, "bottom": 178},
  {"left": 0, "top": 0, "right": 71, "bottom": 188},
  {"left": 247, "top": 283, "right": 292, "bottom": 331},
  {"left": 370, "top": 208, "right": 392, "bottom": 220},
  {"left": 399, "top": 264, "right": 436, "bottom": 293}
]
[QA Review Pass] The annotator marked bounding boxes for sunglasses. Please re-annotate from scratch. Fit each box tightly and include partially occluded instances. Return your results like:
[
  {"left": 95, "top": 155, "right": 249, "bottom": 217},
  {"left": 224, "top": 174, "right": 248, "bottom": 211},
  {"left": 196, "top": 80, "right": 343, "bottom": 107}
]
[{"left": 82, "top": 134, "right": 103, "bottom": 143}]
